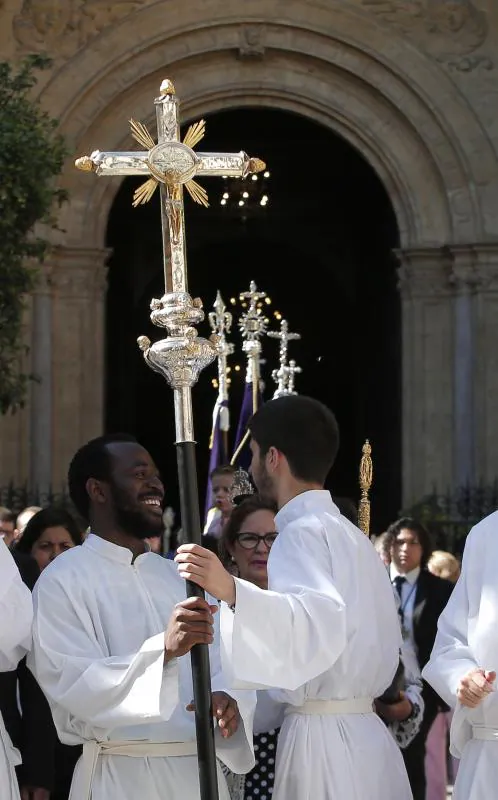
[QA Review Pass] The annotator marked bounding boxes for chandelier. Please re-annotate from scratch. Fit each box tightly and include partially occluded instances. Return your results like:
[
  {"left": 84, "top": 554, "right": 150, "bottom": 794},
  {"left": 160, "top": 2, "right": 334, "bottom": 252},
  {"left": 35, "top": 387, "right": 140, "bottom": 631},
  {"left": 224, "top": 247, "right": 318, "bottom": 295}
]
[{"left": 219, "top": 169, "right": 271, "bottom": 218}]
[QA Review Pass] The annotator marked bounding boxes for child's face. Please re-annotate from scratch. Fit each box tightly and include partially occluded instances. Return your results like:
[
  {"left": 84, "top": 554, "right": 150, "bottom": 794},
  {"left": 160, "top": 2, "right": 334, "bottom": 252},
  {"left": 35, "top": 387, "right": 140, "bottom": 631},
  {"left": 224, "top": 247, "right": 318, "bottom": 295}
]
[{"left": 212, "top": 474, "right": 234, "bottom": 515}]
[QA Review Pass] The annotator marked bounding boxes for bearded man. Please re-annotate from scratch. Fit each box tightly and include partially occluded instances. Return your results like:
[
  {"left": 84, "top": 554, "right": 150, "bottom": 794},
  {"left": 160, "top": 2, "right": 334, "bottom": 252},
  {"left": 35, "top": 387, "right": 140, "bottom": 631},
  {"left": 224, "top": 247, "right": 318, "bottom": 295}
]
[{"left": 28, "top": 433, "right": 255, "bottom": 800}]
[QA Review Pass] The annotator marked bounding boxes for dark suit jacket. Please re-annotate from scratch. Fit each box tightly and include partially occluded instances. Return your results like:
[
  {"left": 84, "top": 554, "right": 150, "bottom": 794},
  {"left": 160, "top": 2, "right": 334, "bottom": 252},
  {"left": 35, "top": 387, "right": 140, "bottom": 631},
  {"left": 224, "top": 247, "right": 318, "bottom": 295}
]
[{"left": 412, "top": 568, "right": 454, "bottom": 716}]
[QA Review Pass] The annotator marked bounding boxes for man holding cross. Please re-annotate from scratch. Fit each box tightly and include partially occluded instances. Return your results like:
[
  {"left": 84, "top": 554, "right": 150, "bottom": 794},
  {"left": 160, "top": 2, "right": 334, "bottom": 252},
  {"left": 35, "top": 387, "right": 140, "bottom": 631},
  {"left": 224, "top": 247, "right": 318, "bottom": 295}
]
[
  {"left": 28, "top": 434, "right": 256, "bottom": 800},
  {"left": 176, "top": 396, "right": 413, "bottom": 800}
]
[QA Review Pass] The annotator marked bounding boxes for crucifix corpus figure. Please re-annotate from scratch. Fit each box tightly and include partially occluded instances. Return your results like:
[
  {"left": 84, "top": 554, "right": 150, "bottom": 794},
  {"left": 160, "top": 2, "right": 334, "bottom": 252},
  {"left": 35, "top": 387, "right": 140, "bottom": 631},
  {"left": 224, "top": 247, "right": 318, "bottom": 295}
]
[{"left": 70, "top": 79, "right": 266, "bottom": 800}]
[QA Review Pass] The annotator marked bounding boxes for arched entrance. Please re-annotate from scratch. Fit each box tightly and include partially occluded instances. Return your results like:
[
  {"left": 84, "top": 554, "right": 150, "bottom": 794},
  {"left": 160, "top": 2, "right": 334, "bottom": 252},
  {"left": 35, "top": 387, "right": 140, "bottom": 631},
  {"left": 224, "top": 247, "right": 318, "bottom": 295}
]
[
  {"left": 3, "top": 1, "right": 495, "bottom": 505},
  {"left": 105, "top": 108, "right": 400, "bottom": 528}
]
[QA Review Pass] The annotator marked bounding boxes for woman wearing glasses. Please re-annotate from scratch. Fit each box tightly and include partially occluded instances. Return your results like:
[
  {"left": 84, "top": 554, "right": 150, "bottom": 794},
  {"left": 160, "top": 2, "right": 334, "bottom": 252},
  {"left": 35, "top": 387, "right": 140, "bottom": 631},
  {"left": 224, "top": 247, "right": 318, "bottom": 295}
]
[{"left": 220, "top": 495, "right": 280, "bottom": 800}]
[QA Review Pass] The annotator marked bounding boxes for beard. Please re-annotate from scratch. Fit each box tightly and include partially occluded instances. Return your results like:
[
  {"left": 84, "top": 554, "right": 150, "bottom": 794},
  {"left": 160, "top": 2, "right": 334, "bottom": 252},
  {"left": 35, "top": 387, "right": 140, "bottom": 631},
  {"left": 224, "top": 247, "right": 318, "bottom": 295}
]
[
  {"left": 253, "top": 459, "right": 277, "bottom": 504},
  {"left": 110, "top": 484, "right": 163, "bottom": 539}
]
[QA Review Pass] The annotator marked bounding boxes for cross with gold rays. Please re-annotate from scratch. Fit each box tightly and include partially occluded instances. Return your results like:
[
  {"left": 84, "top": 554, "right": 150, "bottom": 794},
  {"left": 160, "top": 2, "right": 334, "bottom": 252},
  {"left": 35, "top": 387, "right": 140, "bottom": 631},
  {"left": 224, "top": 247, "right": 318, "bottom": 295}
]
[{"left": 75, "top": 79, "right": 265, "bottom": 294}]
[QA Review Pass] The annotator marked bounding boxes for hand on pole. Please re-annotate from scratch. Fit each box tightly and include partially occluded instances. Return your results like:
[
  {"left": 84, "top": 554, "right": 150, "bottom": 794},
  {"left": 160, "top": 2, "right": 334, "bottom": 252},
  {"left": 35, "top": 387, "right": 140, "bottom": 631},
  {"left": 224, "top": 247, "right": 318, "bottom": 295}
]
[
  {"left": 164, "top": 597, "right": 218, "bottom": 662},
  {"left": 176, "top": 545, "right": 236, "bottom": 606},
  {"left": 457, "top": 668, "right": 496, "bottom": 708},
  {"left": 187, "top": 691, "right": 240, "bottom": 739}
]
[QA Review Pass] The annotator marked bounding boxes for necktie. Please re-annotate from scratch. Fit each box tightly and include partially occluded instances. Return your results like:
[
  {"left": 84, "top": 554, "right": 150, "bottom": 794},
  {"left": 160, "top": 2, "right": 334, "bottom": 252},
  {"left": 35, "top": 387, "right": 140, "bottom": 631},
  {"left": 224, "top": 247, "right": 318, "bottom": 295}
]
[{"left": 393, "top": 575, "right": 406, "bottom": 599}]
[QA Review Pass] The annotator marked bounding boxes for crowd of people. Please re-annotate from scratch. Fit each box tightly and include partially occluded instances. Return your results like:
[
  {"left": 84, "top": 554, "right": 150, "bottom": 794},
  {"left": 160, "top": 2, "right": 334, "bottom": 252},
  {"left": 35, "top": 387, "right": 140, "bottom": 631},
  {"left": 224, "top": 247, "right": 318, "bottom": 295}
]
[{"left": 0, "top": 395, "right": 496, "bottom": 800}]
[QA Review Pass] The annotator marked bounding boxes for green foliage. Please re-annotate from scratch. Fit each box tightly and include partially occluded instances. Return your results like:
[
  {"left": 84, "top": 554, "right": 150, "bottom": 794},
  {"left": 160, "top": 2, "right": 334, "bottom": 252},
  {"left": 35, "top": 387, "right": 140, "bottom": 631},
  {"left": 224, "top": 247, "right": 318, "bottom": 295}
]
[{"left": 0, "top": 54, "right": 66, "bottom": 413}]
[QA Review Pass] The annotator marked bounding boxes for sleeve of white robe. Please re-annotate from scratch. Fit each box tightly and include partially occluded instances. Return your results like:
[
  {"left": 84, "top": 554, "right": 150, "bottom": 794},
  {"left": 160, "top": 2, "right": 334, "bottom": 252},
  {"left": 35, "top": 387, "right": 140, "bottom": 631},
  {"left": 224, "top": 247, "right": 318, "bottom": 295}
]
[
  {"left": 422, "top": 527, "right": 482, "bottom": 757},
  {"left": 208, "top": 601, "right": 256, "bottom": 774},
  {"left": 0, "top": 538, "right": 32, "bottom": 671},
  {"left": 220, "top": 518, "right": 347, "bottom": 690},
  {"left": 422, "top": 527, "right": 480, "bottom": 706},
  {"left": 27, "top": 568, "right": 179, "bottom": 729}
]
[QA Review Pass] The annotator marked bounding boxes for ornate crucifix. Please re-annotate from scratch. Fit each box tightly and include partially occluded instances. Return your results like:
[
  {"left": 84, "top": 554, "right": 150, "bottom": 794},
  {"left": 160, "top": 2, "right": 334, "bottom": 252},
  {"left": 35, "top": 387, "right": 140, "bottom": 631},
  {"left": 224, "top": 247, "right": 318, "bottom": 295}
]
[
  {"left": 75, "top": 79, "right": 265, "bottom": 800},
  {"left": 268, "top": 318, "right": 301, "bottom": 397}
]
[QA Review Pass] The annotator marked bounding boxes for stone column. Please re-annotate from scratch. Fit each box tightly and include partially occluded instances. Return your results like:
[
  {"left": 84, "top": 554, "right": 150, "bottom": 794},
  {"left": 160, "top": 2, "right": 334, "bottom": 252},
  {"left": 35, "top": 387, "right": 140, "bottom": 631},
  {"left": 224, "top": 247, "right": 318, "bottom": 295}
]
[
  {"left": 398, "top": 247, "right": 455, "bottom": 506},
  {"left": 448, "top": 246, "right": 478, "bottom": 488},
  {"left": 29, "top": 265, "right": 53, "bottom": 496},
  {"left": 474, "top": 244, "right": 498, "bottom": 483},
  {"left": 49, "top": 246, "right": 109, "bottom": 490}
]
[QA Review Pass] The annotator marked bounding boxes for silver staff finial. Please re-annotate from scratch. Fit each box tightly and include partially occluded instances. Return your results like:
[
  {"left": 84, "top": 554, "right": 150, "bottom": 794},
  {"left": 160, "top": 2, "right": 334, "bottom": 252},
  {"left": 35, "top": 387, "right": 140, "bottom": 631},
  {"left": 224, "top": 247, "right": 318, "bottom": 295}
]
[
  {"left": 268, "top": 318, "right": 301, "bottom": 397},
  {"left": 238, "top": 280, "right": 268, "bottom": 385}
]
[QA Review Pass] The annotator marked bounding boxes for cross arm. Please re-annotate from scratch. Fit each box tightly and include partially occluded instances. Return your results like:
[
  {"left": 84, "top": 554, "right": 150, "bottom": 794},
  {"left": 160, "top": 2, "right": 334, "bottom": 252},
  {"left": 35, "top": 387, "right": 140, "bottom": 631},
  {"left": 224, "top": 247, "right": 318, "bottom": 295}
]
[
  {"left": 75, "top": 150, "right": 150, "bottom": 176},
  {"left": 196, "top": 151, "right": 265, "bottom": 178}
]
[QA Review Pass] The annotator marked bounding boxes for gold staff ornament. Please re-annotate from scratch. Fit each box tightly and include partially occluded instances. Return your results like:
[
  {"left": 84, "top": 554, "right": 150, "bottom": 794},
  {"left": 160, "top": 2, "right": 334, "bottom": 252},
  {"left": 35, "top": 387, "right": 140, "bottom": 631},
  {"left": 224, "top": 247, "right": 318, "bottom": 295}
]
[{"left": 358, "top": 439, "right": 373, "bottom": 535}]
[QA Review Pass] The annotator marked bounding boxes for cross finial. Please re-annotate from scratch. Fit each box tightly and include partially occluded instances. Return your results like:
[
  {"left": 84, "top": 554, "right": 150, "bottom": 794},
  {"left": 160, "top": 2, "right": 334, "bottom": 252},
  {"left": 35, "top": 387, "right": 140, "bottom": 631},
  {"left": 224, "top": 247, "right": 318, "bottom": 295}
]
[
  {"left": 287, "top": 359, "right": 302, "bottom": 394},
  {"left": 268, "top": 318, "right": 301, "bottom": 397},
  {"left": 238, "top": 281, "right": 268, "bottom": 342}
]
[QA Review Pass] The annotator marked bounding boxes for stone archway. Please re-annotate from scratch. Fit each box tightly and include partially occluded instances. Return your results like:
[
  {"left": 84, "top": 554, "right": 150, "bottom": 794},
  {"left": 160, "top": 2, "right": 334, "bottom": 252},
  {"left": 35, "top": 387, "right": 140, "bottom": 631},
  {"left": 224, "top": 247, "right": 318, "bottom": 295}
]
[{"left": 3, "top": 0, "right": 498, "bottom": 504}]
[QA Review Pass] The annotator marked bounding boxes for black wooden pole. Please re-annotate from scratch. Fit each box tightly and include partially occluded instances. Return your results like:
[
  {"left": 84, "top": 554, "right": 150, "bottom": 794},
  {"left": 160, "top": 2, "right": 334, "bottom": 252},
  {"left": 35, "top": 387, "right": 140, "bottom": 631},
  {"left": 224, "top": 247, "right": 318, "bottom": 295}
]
[{"left": 176, "top": 439, "right": 220, "bottom": 800}]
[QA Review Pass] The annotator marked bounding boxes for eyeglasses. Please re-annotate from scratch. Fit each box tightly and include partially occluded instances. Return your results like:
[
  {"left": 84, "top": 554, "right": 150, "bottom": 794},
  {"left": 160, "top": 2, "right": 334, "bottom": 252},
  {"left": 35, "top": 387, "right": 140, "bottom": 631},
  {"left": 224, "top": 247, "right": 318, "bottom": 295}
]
[{"left": 235, "top": 532, "right": 278, "bottom": 550}]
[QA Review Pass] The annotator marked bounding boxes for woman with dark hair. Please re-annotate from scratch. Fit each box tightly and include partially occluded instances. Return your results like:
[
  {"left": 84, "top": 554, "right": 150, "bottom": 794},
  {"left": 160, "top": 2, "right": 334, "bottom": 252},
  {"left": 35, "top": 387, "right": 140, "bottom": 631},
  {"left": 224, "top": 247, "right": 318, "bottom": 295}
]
[
  {"left": 8, "top": 508, "right": 83, "bottom": 800},
  {"left": 220, "top": 496, "right": 279, "bottom": 800},
  {"left": 16, "top": 507, "right": 82, "bottom": 572}
]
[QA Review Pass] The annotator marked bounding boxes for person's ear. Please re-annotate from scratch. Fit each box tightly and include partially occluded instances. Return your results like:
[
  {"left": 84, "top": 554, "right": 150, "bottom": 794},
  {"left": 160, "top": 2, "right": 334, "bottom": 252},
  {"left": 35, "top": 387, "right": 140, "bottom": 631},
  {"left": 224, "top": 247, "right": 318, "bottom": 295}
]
[{"left": 86, "top": 478, "right": 109, "bottom": 506}]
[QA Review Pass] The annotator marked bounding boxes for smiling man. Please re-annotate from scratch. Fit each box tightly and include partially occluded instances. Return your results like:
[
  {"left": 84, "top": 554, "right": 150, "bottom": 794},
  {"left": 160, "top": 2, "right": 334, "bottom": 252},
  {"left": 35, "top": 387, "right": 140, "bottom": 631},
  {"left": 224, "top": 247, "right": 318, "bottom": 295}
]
[{"left": 27, "top": 433, "right": 255, "bottom": 800}]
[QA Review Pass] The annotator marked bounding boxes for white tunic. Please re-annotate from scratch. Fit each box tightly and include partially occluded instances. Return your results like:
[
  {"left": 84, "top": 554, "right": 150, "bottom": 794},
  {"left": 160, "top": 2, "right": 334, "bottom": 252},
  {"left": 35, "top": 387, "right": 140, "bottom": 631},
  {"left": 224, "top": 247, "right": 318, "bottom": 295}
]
[
  {"left": 0, "top": 540, "right": 33, "bottom": 800},
  {"left": 423, "top": 511, "right": 498, "bottom": 800},
  {"left": 220, "top": 491, "right": 412, "bottom": 799},
  {"left": 28, "top": 534, "right": 255, "bottom": 800}
]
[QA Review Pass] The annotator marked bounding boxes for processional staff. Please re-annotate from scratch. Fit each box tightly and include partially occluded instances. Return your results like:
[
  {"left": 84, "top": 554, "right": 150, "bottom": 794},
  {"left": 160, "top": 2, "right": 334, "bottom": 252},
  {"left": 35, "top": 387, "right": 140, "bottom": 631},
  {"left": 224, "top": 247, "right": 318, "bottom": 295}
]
[
  {"left": 231, "top": 280, "right": 267, "bottom": 466},
  {"left": 75, "top": 78, "right": 265, "bottom": 800},
  {"left": 208, "top": 290, "right": 234, "bottom": 461},
  {"left": 204, "top": 291, "right": 234, "bottom": 520},
  {"left": 358, "top": 439, "right": 373, "bottom": 535},
  {"left": 268, "top": 319, "right": 301, "bottom": 397}
]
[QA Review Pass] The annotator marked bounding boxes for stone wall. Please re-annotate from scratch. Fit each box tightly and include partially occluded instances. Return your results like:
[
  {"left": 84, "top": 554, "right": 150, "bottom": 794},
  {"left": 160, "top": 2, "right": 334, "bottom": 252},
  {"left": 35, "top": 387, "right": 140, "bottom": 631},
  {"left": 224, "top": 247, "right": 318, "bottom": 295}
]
[{"left": 1, "top": 0, "right": 497, "bottom": 503}]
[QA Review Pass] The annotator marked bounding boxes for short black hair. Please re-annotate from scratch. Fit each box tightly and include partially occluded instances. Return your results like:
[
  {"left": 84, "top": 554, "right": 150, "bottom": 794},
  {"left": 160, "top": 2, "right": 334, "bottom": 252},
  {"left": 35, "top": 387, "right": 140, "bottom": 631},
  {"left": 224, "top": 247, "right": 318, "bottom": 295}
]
[
  {"left": 385, "top": 517, "right": 433, "bottom": 569},
  {"left": 68, "top": 433, "right": 137, "bottom": 522},
  {"left": 16, "top": 506, "right": 82, "bottom": 554},
  {"left": 248, "top": 395, "right": 339, "bottom": 485}
]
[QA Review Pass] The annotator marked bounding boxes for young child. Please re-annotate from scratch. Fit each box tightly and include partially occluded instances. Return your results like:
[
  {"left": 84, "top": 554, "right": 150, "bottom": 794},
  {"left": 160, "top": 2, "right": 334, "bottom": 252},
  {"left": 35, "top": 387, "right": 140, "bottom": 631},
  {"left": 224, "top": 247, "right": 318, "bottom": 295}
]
[{"left": 204, "top": 465, "right": 236, "bottom": 539}]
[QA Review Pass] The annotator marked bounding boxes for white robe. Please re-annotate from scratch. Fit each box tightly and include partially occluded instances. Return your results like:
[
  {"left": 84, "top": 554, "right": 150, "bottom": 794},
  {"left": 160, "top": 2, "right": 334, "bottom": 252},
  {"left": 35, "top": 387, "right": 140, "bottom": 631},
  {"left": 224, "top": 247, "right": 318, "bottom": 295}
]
[
  {"left": 0, "top": 539, "right": 33, "bottom": 800},
  {"left": 220, "top": 490, "right": 412, "bottom": 799},
  {"left": 423, "top": 511, "right": 498, "bottom": 800},
  {"left": 28, "top": 534, "right": 255, "bottom": 800}
]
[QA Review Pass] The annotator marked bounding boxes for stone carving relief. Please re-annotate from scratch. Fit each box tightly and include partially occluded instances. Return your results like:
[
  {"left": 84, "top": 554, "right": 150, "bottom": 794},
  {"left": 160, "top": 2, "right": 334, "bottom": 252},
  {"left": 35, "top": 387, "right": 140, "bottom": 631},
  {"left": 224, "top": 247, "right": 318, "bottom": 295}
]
[
  {"left": 13, "top": 0, "right": 147, "bottom": 58},
  {"left": 361, "top": 0, "right": 491, "bottom": 69},
  {"left": 238, "top": 24, "right": 266, "bottom": 60}
]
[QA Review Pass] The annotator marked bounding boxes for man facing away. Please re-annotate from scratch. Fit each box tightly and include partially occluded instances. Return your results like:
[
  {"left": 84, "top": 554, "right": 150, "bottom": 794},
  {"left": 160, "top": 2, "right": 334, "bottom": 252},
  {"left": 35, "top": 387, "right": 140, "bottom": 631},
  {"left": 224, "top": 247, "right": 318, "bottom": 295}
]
[
  {"left": 423, "top": 511, "right": 498, "bottom": 800},
  {"left": 0, "top": 539, "right": 33, "bottom": 800},
  {"left": 176, "top": 396, "right": 413, "bottom": 800},
  {"left": 28, "top": 434, "right": 255, "bottom": 800}
]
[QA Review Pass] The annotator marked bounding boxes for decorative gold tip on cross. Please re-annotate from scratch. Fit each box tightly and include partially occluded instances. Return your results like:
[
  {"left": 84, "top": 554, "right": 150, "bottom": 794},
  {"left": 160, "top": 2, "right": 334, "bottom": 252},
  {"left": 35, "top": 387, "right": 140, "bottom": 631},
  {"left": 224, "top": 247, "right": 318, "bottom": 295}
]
[
  {"left": 159, "top": 79, "right": 176, "bottom": 96},
  {"left": 248, "top": 157, "right": 266, "bottom": 174},
  {"left": 358, "top": 439, "right": 373, "bottom": 536},
  {"left": 75, "top": 156, "right": 96, "bottom": 172}
]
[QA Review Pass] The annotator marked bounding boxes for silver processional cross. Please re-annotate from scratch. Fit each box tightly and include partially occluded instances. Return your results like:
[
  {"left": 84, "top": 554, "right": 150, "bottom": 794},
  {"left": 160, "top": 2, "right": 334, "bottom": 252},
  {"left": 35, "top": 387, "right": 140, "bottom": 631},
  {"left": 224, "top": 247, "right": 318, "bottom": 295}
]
[{"left": 75, "top": 79, "right": 266, "bottom": 800}]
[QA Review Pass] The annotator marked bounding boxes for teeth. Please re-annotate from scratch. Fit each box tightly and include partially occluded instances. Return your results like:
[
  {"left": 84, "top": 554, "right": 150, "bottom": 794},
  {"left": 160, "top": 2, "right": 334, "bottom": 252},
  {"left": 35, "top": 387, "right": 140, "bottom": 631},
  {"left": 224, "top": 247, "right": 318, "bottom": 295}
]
[{"left": 143, "top": 498, "right": 160, "bottom": 506}]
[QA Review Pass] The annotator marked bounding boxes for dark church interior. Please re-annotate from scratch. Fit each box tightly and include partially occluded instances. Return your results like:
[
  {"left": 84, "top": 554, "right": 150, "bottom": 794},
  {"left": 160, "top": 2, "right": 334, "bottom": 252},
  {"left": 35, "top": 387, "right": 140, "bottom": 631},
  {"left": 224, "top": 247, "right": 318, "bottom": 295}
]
[{"left": 105, "top": 108, "right": 401, "bottom": 532}]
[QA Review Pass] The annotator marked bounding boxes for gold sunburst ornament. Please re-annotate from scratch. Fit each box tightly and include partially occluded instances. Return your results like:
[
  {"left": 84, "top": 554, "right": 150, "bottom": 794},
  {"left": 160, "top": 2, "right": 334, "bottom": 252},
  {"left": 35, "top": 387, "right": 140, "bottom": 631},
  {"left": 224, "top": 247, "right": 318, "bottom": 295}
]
[{"left": 130, "top": 114, "right": 209, "bottom": 208}]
